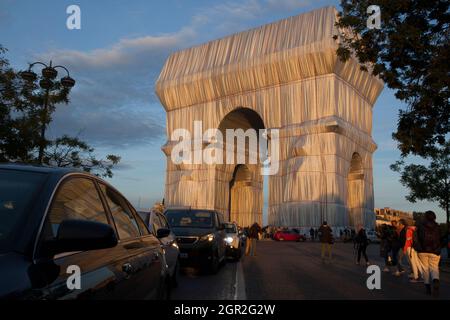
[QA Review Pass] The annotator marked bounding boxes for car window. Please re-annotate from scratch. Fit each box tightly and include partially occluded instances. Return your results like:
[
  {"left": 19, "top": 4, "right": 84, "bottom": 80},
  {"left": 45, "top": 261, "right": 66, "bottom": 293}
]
[
  {"left": 47, "top": 177, "right": 108, "bottom": 237},
  {"left": 165, "top": 210, "right": 214, "bottom": 228},
  {"left": 151, "top": 212, "right": 163, "bottom": 233},
  {"left": 0, "top": 169, "right": 47, "bottom": 253},
  {"left": 134, "top": 210, "right": 150, "bottom": 235},
  {"left": 224, "top": 223, "right": 237, "bottom": 233},
  {"left": 214, "top": 213, "right": 221, "bottom": 228},
  {"left": 99, "top": 184, "right": 140, "bottom": 240},
  {"left": 157, "top": 213, "right": 169, "bottom": 229}
]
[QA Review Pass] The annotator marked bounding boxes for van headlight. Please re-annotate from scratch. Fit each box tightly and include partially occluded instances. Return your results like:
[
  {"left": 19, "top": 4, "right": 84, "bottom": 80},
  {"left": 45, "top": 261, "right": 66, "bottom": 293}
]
[
  {"left": 200, "top": 233, "right": 215, "bottom": 242},
  {"left": 225, "top": 236, "right": 233, "bottom": 244}
]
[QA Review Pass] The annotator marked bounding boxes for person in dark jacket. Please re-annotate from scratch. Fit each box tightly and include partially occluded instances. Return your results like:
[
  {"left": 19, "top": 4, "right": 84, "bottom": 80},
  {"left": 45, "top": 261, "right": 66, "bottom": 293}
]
[
  {"left": 318, "top": 221, "right": 333, "bottom": 262},
  {"left": 245, "top": 222, "right": 261, "bottom": 257},
  {"left": 380, "top": 223, "right": 393, "bottom": 272},
  {"left": 389, "top": 220, "right": 405, "bottom": 276},
  {"left": 355, "top": 225, "right": 370, "bottom": 266},
  {"left": 309, "top": 227, "right": 315, "bottom": 241},
  {"left": 415, "top": 211, "right": 441, "bottom": 297}
]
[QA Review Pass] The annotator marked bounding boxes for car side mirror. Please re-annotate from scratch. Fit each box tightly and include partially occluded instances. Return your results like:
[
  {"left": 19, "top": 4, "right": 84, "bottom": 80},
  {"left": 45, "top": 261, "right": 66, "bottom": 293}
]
[
  {"left": 51, "top": 219, "right": 117, "bottom": 255},
  {"left": 156, "top": 228, "right": 171, "bottom": 238},
  {"left": 218, "top": 223, "right": 225, "bottom": 231}
]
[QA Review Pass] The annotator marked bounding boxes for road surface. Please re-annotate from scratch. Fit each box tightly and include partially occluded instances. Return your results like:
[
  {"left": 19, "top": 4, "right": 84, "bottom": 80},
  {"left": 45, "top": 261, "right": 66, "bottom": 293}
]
[{"left": 172, "top": 240, "right": 450, "bottom": 300}]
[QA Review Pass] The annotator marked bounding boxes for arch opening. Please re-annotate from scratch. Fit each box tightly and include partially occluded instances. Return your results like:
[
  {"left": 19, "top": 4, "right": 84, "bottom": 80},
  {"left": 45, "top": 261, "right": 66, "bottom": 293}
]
[
  {"left": 347, "top": 152, "right": 365, "bottom": 227},
  {"left": 219, "top": 108, "right": 265, "bottom": 227}
]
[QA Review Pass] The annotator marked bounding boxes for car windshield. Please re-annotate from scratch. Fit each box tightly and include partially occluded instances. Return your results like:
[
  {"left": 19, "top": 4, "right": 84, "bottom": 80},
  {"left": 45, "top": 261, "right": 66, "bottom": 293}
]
[
  {"left": 0, "top": 169, "right": 47, "bottom": 252},
  {"left": 224, "top": 223, "right": 237, "bottom": 233},
  {"left": 165, "top": 210, "right": 214, "bottom": 228}
]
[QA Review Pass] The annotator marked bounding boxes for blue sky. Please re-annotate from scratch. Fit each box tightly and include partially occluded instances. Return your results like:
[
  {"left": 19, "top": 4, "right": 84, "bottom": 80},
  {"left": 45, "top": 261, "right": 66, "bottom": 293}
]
[{"left": 0, "top": 0, "right": 444, "bottom": 222}]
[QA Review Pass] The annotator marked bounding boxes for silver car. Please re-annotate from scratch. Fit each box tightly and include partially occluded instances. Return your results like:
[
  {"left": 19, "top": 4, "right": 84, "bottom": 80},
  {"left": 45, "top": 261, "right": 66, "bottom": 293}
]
[{"left": 224, "top": 222, "right": 242, "bottom": 260}]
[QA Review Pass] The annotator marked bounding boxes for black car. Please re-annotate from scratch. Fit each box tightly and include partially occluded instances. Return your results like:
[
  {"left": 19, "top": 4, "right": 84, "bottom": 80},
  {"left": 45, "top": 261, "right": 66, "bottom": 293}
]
[
  {"left": 138, "top": 210, "right": 180, "bottom": 287},
  {"left": 164, "top": 209, "right": 226, "bottom": 273},
  {"left": 0, "top": 164, "right": 170, "bottom": 299}
]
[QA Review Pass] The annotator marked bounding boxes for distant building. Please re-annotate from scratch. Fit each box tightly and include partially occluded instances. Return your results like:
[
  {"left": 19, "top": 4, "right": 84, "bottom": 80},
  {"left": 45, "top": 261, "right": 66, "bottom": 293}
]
[{"left": 374, "top": 207, "right": 414, "bottom": 227}]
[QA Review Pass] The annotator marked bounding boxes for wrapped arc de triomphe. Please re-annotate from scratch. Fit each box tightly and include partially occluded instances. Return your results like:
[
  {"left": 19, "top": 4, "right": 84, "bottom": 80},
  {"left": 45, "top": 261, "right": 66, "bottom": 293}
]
[{"left": 155, "top": 6, "right": 384, "bottom": 231}]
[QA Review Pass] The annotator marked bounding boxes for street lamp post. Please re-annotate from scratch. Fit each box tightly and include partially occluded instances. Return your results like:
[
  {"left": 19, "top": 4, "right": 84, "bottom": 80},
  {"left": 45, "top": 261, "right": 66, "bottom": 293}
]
[{"left": 20, "top": 61, "right": 75, "bottom": 164}]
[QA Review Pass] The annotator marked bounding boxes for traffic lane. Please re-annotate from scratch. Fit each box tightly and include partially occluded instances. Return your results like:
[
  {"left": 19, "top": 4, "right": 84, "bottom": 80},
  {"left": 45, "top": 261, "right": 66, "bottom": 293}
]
[
  {"left": 171, "top": 259, "right": 240, "bottom": 300},
  {"left": 242, "top": 241, "right": 450, "bottom": 300}
]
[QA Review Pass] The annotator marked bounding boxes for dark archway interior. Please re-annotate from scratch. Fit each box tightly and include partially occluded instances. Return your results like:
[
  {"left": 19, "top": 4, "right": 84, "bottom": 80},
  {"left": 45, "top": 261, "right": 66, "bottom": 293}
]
[{"left": 218, "top": 107, "right": 265, "bottom": 133}]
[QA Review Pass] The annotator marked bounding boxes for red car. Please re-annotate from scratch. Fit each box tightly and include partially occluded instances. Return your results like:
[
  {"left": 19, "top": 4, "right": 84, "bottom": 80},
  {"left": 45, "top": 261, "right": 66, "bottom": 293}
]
[{"left": 273, "top": 230, "right": 306, "bottom": 242}]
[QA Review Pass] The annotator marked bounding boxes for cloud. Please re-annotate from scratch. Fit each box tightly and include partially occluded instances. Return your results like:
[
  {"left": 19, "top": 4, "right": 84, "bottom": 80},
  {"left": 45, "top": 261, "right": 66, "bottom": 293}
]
[
  {"left": 39, "top": 27, "right": 197, "bottom": 148},
  {"left": 37, "top": 0, "right": 322, "bottom": 148},
  {"left": 266, "top": 0, "right": 312, "bottom": 10}
]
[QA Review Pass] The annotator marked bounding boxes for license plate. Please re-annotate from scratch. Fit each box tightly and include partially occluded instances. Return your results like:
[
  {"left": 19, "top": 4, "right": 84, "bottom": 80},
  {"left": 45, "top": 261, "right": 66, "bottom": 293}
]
[{"left": 180, "top": 253, "right": 188, "bottom": 259}]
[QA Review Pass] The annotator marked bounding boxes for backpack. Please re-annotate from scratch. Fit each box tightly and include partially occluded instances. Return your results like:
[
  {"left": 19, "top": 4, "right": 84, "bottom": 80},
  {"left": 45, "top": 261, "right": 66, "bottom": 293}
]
[{"left": 414, "top": 222, "right": 441, "bottom": 254}]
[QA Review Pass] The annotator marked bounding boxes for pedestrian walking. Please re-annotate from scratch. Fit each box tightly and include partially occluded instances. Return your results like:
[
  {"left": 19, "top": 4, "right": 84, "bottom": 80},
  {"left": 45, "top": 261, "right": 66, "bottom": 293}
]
[
  {"left": 404, "top": 225, "right": 424, "bottom": 283},
  {"left": 309, "top": 227, "right": 315, "bottom": 241},
  {"left": 415, "top": 211, "right": 442, "bottom": 297},
  {"left": 380, "top": 223, "right": 393, "bottom": 272},
  {"left": 354, "top": 225, "right": 370, "bottom": 266},
  {"left": 318, "top": 221, "right": 334, "bottom": 262},
  {"left": 245, "top": 222, "right": 261, "bottom": 257},
  {"left": 390, "top": 220, "right": 406, "bottom": 276}
]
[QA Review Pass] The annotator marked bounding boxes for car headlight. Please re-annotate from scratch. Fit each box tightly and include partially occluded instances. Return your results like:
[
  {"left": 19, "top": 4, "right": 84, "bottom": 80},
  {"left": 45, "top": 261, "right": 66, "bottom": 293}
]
[
  {"left": 225, "top": 236, "right": 233, "bottom": 244},
  {"left": 200, "top": 233, "right": 215, "bottom": 242}
]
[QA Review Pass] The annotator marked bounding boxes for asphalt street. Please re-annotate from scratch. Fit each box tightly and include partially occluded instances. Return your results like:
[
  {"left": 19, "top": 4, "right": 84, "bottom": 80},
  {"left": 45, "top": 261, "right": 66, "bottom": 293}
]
[{"left": 171, "top": 241, "right": 450, "bottom": 300}]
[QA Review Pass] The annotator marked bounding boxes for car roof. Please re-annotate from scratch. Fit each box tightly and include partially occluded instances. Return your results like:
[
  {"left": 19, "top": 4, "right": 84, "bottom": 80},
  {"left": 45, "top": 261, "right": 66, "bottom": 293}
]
[{"left": 0, "top": 163, "right": 82, "bottom": 175}]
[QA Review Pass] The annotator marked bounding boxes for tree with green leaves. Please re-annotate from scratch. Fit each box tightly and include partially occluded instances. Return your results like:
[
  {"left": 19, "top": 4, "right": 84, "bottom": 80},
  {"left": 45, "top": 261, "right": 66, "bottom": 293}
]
[
  {"left": 335, "top": 1, "right": 450, "bottom": 252},
  {"left": 0, "top": 45, "right": 120, "bottom": 178},
  {"left": 335, "top": 0, "right": 449, "bottom": 157},
  {"left": 391, "top": 142, "right": 450, "bottom": 254}
]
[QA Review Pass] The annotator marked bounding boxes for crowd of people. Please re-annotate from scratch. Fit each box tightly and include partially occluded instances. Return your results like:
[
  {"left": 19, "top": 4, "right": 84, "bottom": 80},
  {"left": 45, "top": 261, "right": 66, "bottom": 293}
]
[
  {"left": 240, "top": 210, "right": 445, "bottom": 298},
  {"left": 378, "top": 210, "right": 443, "bottom": 297}
]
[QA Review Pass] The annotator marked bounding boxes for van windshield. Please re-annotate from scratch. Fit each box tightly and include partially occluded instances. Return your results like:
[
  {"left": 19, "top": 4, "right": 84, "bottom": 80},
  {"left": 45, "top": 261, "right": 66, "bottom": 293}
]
[{"left": 165, "top": 210, "right": 214, "bottom": 228}]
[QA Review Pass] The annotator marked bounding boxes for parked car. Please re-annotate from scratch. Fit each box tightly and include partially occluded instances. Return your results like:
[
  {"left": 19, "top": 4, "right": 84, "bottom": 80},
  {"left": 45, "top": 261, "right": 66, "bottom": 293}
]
[
  {"left": 0, "top": 164, "right": 170, "bottom": 300},
  {"left": 138, "top": 210, "right": 180, "bottom": 287},
  {"left": 223, "top": 222, "right": 242, "bottom": 260},
  {"left": 273, "top": 230, "right": 306, "bottom": 242},
  {"left": 164, "top": 208, "right": 226, "bottom": 273}
]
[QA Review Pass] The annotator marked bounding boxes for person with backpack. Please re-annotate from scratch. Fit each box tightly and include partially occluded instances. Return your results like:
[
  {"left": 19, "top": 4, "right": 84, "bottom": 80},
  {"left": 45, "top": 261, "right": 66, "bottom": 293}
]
[
  {"left": 354, "top": 225, "right": 370, "bottom": 266},
  {"left": 245, "top": 222, "right": 261, "bottom": 257},
  {"left": 415, "top": 211, "right": 442, "bottom": 297},
  {"left": 404, "top": 225, "right": 424, "bottom": 283},
  {"left": 318, "top": 221, "right": 334, "bottom": 263}
]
